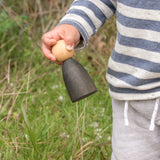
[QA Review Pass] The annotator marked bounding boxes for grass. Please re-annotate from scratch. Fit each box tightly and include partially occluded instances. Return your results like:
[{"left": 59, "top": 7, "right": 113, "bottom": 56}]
[{"left": 0, "top": 0, "right": 116, "bottom": 159}]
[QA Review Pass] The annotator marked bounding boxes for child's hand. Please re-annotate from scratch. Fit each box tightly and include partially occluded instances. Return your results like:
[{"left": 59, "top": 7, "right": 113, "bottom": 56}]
[{"left": 41, "top": 24, "right": 81, "bottom": 65}]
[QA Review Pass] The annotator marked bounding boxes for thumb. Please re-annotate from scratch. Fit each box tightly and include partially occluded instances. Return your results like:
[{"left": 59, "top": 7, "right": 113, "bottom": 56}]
[
  {"left": 59, "top": 32, "right": 74, "bottom": 51},
  {"left": 58, "top": 24, "right": 80, "bottom": 51},
  {"left": 64, "top": 38, "right": 74, "bottom": 51}
]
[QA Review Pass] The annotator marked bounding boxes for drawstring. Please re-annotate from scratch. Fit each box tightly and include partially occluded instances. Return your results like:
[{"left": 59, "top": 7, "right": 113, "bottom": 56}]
[
  {"left": 123, "top": 99, "right": 159, "bottom": 131},
  {"left": 149, "top": 98, "right": 159, "bottom": 131},
  {"left": 124, "top": 101, "right": 129, "bottom": 126}
]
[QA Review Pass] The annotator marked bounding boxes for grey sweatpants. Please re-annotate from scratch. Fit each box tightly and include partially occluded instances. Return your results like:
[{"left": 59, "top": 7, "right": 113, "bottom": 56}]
[{"left": 111, "top": 99, "right": 160, "bottom": 160}]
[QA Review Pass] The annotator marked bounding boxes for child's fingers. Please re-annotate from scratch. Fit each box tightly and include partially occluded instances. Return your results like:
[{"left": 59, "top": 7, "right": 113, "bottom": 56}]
[
  {"left": 41, "top": 36, "right": 57, "bottom": 47},
  {"left": 41, "top": 28, "right": 63, "bottom": 46},
  {"left": 41, "top": 43, "right": 56, "bottom": 61},
  {"left": 41, "top": 43, "right": 63, "bottom": 65}
]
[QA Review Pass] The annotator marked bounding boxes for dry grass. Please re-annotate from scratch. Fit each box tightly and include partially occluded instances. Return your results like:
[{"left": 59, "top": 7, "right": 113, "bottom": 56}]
[{"left": 0, "top": 0, "right": 116, "bottom": 159}]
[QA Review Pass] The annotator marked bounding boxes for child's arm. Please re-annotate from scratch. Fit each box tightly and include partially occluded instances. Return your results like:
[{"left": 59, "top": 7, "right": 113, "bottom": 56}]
[
  {"left": 59, "top": 0, "right": 117, "bottom": 48},
  {"left": 41, "top": 0, "right": 117, "bottom": 63}
]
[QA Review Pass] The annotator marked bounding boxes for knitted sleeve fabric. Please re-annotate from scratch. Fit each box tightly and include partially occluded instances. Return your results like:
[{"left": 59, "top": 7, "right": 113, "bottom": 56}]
[{"left": 58, "top": 0, "right": 117, "bottom": 49}]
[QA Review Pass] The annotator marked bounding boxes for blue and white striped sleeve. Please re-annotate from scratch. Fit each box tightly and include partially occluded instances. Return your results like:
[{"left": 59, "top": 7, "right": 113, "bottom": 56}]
[{"left": 58, "top": 0, "right": 117, "bottom": 49}]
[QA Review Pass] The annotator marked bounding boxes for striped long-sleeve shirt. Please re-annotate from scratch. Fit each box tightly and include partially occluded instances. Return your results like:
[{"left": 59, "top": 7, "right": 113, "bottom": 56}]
[{"left": 59, "top": 0, "right": 160, "bottom": 101}]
